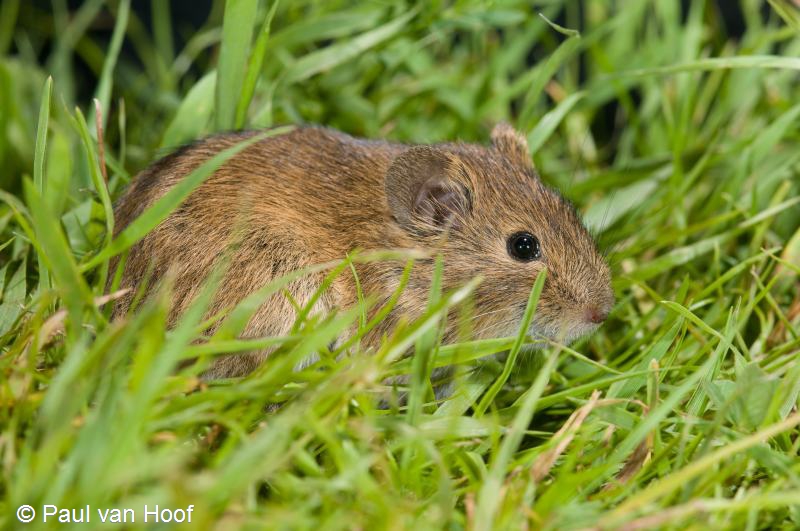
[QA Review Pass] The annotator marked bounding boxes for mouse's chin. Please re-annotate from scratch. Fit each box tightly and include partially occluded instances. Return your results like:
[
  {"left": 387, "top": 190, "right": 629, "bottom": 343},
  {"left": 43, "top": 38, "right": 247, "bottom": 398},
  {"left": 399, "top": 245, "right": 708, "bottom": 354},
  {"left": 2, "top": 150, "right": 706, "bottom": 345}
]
[{"left": 529, "top": 320, "right": 601, "bottom": 345}]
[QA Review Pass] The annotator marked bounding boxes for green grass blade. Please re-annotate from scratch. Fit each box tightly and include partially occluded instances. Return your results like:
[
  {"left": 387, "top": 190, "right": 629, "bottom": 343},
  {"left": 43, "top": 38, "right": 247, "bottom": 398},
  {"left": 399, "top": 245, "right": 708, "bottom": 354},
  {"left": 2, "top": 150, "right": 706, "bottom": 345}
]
[
  {"left": 380, "top": 277, "right": 482, "bottom": 366},
  {"left": 93, "top": 0, "right": 130, "bottom": 130},
  {"left": 475, "top": 268, "right": 547, "bottom": 416},
  {"left": 474, "top": 342, "right": 560, "bottom": 531},
  {"left": 33, "top": 76, "right": 52, "bottom": 293},
  {"left": 235, "top": 0, "right": 280, "bottom": 129},
  {"left": 406, "top": 254, "right": 443, "bottom": 423},
  {"left": 607, "top": 55, "right": 800, "bottom": 80},
  {"left": 518, "top": 26, "right": 581, "bottom": 131},
  {"left": 526, "top": 91, "right": 584, "bottom": 154},
  {"left": 768, "top": 0, "right": 800, "bottom": 29},
  {"left": 72, "top": 108, "right": 114, "bottom": 231},
  {"left": 23, "top": 179, "right": 94, "bottom": 338},
  {"left": 0, "top": 0, "right": 19, "bottom": 55},
  {"left": 33, "top": 81, "right": 54, "bottom": 185},
  {"left": 607, "top": 318, "right": 682, "bottom": 399},
  {"left": 151, "top": 0, "right": 175, "bottom": 66},
  {"left": 283, "top": 9, "right": 417, "bottom": 84},
  {"left": 161, "top": 72, "right": 217, "bottom": 148},
  {"left": 215, "top": 0, "right": 258, "bottom": 131},
  {"left": 0, "top": 257, "right": 26, "bottom": 336}
]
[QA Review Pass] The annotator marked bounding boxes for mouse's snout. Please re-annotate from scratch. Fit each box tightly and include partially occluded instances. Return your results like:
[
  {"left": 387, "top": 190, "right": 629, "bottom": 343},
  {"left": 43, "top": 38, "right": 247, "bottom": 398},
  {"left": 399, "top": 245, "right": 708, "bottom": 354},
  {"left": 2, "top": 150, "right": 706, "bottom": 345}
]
[
  {"left": 583, "top": 304, "right": 609, "bottom": 325},
  {"left": 542, "top": 274, "right": 614, "bottom": 343}
]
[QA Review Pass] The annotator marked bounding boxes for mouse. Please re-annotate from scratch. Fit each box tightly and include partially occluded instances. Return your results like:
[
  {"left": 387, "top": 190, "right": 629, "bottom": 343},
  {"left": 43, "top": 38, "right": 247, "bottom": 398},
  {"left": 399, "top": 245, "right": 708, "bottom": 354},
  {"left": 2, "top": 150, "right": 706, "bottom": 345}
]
[{"left": 110, "top": 124, "right": 614, "bottom": 379}]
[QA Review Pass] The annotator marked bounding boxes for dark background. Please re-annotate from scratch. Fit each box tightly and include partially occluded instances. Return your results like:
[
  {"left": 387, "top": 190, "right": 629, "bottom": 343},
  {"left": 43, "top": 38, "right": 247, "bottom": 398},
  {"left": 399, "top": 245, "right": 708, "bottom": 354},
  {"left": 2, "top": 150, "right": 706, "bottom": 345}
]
[{"left": 16, "top": 0, "right": 763, "bottom": 105}]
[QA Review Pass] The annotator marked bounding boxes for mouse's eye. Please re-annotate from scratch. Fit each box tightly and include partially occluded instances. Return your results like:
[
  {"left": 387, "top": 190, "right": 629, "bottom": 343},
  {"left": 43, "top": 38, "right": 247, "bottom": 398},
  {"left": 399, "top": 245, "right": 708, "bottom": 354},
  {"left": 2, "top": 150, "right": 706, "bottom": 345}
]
[{"left": 507, "top": 232, "right": 541, "bottom": 261}]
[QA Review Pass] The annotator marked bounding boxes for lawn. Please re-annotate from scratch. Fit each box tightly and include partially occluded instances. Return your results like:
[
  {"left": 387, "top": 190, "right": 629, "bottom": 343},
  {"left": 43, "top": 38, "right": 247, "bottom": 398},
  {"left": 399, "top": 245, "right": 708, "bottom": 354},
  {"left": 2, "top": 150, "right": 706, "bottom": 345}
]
[{"left": 1, "top": 1, "right": 800, "bottom": 529}]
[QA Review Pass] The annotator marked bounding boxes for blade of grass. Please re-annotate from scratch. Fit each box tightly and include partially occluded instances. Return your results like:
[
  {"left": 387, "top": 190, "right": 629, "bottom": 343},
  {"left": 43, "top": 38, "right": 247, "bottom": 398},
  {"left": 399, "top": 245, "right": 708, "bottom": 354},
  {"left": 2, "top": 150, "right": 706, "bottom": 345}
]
[
  {"left": 215, "top": 0, "right": 258, "bottom": 131},
  {"left": 71, "top": 107, "right": 116, "bottom": 289},
  {"left": 406, "top": 254, "right": 444, "bottom": 424},
  {"left": 768, "top": 0, "right": 800, "bottom": 29},
  {"left": 526, "top": 91, "right": 585, "bottom": 155},
  {"left": 93, "top": 0, "right": 130, "bottom": 131},
  {"left": 46, "top": 0, "right": 104, "bottom": 104},
  {"left": 379, "top": 277, "right": 482, "bottom": 366},
  {"left": 0, "top": 257, "right": 26, "bottom": 336},
  {"left": 161, "top": 72, "right": 217, "bottom": 148},
  {"left": 399, "top": 255, "right": 444, "bottom": 488},
  {"left": 602, "top": 411, "right": 800, "bottom": 528},
  {"left": 607, "top": 55, "right": 800, "bottom": 80},
  {"left": 33, "top": 76, "right": 52, "bottom": 294},
  {"left": 283, "top": 8, "right": 417, "bottom": 84},
  {"left": 23, "top": 179, "right": 95, "bottom": 340},
  {"left": 151, "top": 0, "right": 175, "bottom": 67},
  {"left": 473, "top": 343, "right": 561, "bottom": 531},
  {"left": 518, "top": 21, "right": 581, "bottom": 131},
  {"left": 608, "top": 318, "right": 682, "bottom": 399},
  {"left": 685, "top": 301, "right": 739, "bottom": 416},
  {"left": 235, "top": 0, "right": 280, "bottom": 129},
  {"left": 0, "top": 0, "right": 19, "bottom": 55},
  {"left": 661, "top": 300, "right": 742, "bottom": 358},
  {"left": 474, "top": 268, "right": 547, "bottom": 416}
]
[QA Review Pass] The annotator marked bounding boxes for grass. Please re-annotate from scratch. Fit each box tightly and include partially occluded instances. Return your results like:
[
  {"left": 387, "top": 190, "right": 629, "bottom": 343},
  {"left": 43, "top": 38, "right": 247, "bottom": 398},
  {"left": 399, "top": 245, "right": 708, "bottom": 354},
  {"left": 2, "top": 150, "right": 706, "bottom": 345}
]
[{"left": 1, "top": 0, "right": 800, "bottom": 529}]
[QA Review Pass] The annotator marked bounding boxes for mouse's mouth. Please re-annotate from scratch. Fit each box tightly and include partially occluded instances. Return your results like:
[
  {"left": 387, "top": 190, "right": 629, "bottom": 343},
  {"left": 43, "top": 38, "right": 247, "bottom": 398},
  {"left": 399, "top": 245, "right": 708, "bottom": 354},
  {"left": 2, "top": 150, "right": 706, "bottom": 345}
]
[
  {"left": 471, "top": 309, "right": 602, "bottom": 345},
  {"left": 528, "top": 318, "right": 601, "bottom": 345}
]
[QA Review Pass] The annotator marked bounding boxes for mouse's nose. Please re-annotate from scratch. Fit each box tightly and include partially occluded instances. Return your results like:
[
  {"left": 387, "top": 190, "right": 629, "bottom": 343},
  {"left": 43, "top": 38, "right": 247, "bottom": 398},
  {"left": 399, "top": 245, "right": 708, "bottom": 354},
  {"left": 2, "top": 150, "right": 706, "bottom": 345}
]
[{"left": 584, "top": 305, "right": 609, "bottom": 324}]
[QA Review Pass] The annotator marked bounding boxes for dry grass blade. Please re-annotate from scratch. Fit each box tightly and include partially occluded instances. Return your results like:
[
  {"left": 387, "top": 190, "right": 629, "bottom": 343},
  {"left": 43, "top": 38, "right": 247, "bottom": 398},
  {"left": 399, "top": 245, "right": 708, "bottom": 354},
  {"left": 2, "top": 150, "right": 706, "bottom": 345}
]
[
  {"left": 531, "top": 389, "right": 601, "bottom": 482},
  {"left": 30, "top": 288, "right": 130, "bottom": 349}
]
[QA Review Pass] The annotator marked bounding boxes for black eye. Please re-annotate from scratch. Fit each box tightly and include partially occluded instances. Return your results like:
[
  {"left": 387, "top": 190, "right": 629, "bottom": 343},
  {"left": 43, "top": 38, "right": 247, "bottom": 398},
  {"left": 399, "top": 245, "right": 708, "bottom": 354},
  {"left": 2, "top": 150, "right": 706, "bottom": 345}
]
[{"left": 507, "top": 232, "right": 541, "bottom": 261}]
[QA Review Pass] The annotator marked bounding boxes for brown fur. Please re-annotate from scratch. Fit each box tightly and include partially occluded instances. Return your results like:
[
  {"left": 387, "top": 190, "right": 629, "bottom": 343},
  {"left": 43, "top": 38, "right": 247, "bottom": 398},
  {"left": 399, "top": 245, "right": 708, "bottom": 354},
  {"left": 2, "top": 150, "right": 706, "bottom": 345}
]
[{"left": 111, "top": 125, "right": 614, "bottom": 377}]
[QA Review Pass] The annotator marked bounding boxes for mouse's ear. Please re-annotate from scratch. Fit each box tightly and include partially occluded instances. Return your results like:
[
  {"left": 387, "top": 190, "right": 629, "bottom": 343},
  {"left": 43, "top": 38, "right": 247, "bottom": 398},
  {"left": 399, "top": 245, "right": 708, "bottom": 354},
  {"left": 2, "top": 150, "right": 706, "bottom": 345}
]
[
  {"left": 491, "top": 123, "right": 532, "bottom": 168},
  {"left": 385, "top": 146, "right": 471, "bottom": 233}
]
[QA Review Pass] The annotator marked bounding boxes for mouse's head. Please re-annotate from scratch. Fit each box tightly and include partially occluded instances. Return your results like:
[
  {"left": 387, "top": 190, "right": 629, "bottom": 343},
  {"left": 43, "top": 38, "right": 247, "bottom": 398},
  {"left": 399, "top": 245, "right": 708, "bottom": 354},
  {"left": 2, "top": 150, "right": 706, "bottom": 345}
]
[{"left": 384, "top": 123, "right": 614, "bottom": 343}]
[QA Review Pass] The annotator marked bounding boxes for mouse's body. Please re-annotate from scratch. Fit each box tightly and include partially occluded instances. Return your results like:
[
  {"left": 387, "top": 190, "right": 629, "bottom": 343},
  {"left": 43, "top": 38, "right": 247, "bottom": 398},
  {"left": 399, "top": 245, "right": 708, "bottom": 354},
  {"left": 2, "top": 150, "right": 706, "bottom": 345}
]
[{"left": 111, "top": 125, "right": 614, "bottom": 378}]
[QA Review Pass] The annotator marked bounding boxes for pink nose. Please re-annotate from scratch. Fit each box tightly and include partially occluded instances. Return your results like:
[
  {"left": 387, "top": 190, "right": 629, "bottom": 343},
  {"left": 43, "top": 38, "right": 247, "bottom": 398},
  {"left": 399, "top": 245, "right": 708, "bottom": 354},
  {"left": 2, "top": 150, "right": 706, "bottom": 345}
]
[{"left": 584, "top": 305, "right": 609, "bottom": 324}]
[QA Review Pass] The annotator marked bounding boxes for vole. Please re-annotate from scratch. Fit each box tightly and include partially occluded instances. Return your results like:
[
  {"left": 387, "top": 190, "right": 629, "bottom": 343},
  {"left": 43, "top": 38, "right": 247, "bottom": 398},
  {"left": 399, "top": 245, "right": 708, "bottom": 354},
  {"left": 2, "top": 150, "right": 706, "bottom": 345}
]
[{"left": 111, "top": 124, "right": 614, "bottom": 378}]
